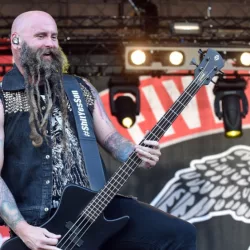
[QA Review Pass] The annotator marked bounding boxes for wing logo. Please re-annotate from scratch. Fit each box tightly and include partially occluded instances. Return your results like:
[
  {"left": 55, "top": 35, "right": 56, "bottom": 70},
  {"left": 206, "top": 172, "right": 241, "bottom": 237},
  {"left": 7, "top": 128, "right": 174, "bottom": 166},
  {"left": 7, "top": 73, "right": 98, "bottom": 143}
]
[{"left": 151, "top": 145, "right": 250, "bottom": 224}]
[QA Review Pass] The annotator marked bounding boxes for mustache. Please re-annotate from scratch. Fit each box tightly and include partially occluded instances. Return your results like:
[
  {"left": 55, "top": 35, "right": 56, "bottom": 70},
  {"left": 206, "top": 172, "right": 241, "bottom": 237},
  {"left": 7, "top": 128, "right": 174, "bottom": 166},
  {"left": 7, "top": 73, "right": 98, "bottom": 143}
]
[
  {"left": 35, "top": 47, "right": 62, "bottom": 66},
  {"left": 40, "top": 47, "right": 61, "bottom": 58}
]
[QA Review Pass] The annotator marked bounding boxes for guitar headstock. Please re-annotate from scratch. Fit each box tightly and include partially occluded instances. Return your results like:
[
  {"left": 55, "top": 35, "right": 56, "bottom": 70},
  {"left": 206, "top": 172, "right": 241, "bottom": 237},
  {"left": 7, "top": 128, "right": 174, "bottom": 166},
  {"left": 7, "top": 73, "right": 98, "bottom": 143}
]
[{"left": 193, "top": 48, "right": 225, "bottom": 85}]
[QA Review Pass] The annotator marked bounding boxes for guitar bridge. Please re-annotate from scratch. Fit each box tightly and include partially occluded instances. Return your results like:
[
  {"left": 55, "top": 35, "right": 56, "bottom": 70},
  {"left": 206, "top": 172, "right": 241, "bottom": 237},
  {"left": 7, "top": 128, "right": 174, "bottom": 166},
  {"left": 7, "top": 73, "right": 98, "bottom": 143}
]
[{"left": 65, "top": 221, "right": 84, "bottom": 247}]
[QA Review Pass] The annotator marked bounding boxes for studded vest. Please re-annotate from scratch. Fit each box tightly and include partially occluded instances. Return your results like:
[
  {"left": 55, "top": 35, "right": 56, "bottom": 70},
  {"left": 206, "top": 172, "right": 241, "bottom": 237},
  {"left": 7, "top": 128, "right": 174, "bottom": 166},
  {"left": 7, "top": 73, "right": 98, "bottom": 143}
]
[{"left": 0, "top": 65, "right": 96, "bottom": 226}]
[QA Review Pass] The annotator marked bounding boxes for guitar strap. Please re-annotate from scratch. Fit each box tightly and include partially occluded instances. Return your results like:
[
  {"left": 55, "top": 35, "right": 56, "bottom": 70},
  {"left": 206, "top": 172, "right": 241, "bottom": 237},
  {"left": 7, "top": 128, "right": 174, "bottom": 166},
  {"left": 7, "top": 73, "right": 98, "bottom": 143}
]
[{"left": 63, "top": 74, "right": 106, "bottom": 191}]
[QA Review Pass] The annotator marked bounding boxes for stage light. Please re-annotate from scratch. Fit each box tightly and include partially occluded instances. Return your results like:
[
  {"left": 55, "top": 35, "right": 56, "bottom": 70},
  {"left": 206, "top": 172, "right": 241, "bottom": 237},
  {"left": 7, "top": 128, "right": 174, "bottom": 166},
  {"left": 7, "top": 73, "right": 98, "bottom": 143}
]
[
  {"left": 222, "top": 94, "right": 243, "bottom": 137},
  {"left": 169, "top": 51, "right": 184, "bottom": 66},
  {"left": 213, "top": 78, "right": 248, "bottom": 138},
  {"left": 114, "top": 96, "right": 136, "bottom": 128},
  {"left": 130, "top": 50, "right": 147, "bottom": 65},
  {"left": 172, "top": 22, "right": 201, "bottom": 34},
  {"left": 240, "top": 52, "right": 250, "bottom": 66},
  {"left": 122, "top": 117, "right": 134, "bottom": 128},
  {"left": 109, "top": 78, "right": 140, "bottom": 129}
]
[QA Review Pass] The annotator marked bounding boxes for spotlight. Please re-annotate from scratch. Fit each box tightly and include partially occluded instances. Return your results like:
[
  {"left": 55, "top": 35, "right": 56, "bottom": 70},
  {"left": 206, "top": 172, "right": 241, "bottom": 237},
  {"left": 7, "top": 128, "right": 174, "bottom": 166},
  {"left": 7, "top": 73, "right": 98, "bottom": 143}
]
[
  {"left": 114, "top": 96, "right": 136, "bottom": 128},
  {"left": 240, "top": 52, "right": 250, "bottom": 66},
  {"left": 169, "top": 51, "right": 184, "bottom": 66},
  {"left": 213, "top": 78, "right": 248, "bottom": 138},
  {"left": 130, "top": 50, "right": 147, "bottom": 65},
  {"left": 109, "top": 78, "right": 140, "bottom": 128}
]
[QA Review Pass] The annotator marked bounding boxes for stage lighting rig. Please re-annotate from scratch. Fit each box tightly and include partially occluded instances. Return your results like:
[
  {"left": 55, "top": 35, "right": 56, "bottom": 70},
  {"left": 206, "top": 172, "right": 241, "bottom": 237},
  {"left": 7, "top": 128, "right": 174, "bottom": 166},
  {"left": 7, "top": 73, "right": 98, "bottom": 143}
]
[
  {"left": 126, "top": 47, "right": 185, "bottom": 71},
  {"left": 109, "top": 77, "right": 140, "bottom": 129},
  {"left": 213, "top": 78, "right": 248, "bottom": 138},
  {"left": 125, "top": 46, "right": 250, "bottom": 72}
]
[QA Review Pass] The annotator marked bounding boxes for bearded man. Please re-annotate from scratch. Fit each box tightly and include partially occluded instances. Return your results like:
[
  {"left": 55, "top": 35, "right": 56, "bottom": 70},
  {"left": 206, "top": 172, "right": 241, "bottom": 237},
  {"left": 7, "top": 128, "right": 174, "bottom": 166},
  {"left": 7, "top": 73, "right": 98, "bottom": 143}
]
[{"left": 0, "top": 11, "right": 196, "bottom": 250}]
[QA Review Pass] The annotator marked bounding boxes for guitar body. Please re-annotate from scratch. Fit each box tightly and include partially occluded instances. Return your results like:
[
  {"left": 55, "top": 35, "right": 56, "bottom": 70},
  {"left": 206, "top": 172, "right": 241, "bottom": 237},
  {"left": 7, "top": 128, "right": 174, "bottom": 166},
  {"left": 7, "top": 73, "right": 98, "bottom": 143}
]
[{"left": 1, "top": 185, "right": 129, "bottom": 250}]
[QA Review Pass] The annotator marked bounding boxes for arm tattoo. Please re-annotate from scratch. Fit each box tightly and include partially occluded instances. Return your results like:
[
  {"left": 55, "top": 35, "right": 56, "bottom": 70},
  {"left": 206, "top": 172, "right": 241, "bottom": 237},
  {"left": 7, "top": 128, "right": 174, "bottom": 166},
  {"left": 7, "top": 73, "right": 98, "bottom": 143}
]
[
  {"left": 104, "top": 132, "right": 135, "bottom": 162},
  {"left": 88, "top": 82, "right": 114, "bottom": 127},
  {"left": 0, "top": 177, "right": 24, "bottom": 230}
]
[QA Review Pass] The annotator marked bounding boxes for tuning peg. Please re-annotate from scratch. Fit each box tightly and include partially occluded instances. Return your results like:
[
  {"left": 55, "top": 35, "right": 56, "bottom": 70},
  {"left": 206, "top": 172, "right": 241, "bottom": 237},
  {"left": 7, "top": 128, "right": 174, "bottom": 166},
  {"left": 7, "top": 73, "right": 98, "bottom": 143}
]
[
  {"left": 198, "top": 49, "right": 204, "bottom": 54},
  {"left": 190, "top": 58, "right": 198, "bottom": 67}
]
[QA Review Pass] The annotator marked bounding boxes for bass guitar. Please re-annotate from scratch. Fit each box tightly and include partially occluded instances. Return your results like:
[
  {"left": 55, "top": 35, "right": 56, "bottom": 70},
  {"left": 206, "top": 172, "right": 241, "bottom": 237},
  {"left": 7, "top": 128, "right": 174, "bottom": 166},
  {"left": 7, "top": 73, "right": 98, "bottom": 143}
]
[{"left": 1, "top": 48, "right": 224, "bottom": 250}]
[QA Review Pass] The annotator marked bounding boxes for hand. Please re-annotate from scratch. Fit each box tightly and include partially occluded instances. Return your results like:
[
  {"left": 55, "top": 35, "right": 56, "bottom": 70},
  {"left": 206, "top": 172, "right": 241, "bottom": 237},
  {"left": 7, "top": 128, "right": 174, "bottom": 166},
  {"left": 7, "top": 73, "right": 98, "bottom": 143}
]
[
  {"left": 135, "top": 140, "right": 161, "bottom": 169},
  {"left": 16, "top": 222, "right": 62, "bottom": 250}
]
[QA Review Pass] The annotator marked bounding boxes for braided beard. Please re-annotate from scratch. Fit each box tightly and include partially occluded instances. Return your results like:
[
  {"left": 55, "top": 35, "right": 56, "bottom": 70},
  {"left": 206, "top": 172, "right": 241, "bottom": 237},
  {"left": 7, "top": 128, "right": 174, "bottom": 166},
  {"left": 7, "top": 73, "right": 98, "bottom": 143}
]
[{"left": 20, "top": 42, "right": 68, "bottom": 147}]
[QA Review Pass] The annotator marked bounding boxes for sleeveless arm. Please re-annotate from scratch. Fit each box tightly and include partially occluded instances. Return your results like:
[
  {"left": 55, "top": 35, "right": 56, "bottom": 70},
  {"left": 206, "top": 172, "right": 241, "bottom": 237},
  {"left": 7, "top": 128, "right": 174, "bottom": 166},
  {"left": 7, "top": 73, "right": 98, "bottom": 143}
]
[
  {"left": 83, "top": 80, "right": 135, "bottom": 163},
  {"left": 0, "top": 100, "right": 27, "bottom": 234}
]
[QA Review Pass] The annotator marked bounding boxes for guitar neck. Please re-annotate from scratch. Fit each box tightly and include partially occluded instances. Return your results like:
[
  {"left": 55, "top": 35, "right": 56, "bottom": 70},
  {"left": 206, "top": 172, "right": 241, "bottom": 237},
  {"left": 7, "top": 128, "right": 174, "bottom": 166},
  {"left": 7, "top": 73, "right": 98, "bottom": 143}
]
[{"left": 83, "top": 77, "right": 203, "bottom": 220}]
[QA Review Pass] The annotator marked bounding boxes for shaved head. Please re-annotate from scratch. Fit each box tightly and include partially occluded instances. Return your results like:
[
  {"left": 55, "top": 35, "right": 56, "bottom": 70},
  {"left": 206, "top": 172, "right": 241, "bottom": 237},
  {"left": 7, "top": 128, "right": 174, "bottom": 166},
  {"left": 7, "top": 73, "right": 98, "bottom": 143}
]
[
  {"left": 11, "top": 11, "right": 59, "bottom": 69},
  {"left": 11, "top": 11, "right": 57, "bottom": 36}
]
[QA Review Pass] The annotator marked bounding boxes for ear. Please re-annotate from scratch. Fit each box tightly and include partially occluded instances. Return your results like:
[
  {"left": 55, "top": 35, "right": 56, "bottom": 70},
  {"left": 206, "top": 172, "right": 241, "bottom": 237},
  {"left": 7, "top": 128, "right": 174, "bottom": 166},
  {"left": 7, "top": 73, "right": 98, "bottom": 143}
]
[
  {"left": 12, "top": 37, "right": 19, "bottom": 45},
  {"left": 11, "top": 33, "right": 21, "bottom": 49}
]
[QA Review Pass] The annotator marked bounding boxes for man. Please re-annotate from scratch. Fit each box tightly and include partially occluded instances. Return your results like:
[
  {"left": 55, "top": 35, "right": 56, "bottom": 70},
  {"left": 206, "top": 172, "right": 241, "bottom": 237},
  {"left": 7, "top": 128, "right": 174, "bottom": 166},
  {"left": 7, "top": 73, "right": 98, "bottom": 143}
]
[{"left": 0, "top": 11, "right": 196, "bottom": 250}]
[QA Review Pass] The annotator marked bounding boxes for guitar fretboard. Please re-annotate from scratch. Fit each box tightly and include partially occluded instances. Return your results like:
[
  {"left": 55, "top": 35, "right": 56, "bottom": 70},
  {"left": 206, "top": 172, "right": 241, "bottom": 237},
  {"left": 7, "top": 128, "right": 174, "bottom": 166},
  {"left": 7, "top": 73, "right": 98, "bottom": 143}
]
[{"left": 82, "top": 77, "right": 204, "bottom": 220}]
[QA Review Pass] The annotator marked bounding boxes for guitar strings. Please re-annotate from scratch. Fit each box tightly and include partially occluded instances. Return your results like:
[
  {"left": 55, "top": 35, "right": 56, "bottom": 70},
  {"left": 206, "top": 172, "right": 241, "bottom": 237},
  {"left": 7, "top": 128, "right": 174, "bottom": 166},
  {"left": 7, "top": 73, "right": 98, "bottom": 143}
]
[
  {"left": 59, "top": 63, "right": 212, "bottom": 250},
  {"left": 64, "top": 73, "right": 215, "bottom": 250},
  {"left": 58, "top": 62, "right": 212, "bottom": 250},
  {"left": 58, "top": 62, "right": 217, "bottom": 249}
]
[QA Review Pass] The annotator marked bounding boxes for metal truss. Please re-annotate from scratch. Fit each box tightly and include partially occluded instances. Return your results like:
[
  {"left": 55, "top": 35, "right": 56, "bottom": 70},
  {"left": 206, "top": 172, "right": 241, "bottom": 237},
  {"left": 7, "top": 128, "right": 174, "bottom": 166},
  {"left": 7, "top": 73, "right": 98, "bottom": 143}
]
[
  {"left": 0, "top": 15, "right": 249, "bottom": 46},
  {"left": 0, "top": 0, "right": 249, "bottom": 76},
  {"left": 0, "top": 0, "right": 249, "bottom": 45},
  {"left": 56, "top": 15, "right": 250, "bottom": 44}
]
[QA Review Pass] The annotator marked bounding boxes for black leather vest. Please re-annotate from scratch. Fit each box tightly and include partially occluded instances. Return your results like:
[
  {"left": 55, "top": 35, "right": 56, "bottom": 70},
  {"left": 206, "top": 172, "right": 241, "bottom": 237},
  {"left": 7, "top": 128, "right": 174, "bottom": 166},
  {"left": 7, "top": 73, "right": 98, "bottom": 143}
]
[{"left": 0, "top": 65, "right": 95, "bottom": 226}]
